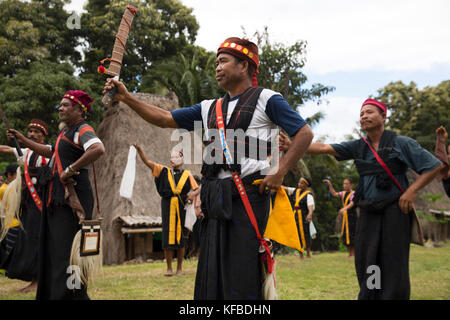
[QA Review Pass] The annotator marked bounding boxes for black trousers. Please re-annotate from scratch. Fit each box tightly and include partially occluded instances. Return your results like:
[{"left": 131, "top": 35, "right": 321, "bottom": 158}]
[
  {"left": 194, "top": 187, "right": 270, "bottom": 300},
  {"left": 355, "top": 200, "right": 411, "bottom": 300}
]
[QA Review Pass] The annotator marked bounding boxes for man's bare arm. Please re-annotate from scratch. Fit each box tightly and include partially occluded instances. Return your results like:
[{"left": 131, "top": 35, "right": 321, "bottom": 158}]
[
  {"left": 104, "top": 78, "right": 178, "bottom": 128},
  {"left": 70, "top": 143, "right": 105, "bottom": 172},
  {"left": 279, "top": 132, "right": 339, "bottom": 157},
  {"left": 306, "top": 204, "right": 314, "bottom": 222},
  {"left": 323, "top": 179, "right": 339, "bottom": 198},
  {"left": 306, "top": 142, "right": 339, "bottom": 157},
  {"left": 60, "top": 142, "right": 105, "bottom": 183},
  {"left": 132, "top": 143, "right": 156, "bottom": 172},
  {"left": 7, "top": 129, "right": 53, "bottom": 158},
  {"left": 0, "top": 145, "right": 14, "bottom": 155}
]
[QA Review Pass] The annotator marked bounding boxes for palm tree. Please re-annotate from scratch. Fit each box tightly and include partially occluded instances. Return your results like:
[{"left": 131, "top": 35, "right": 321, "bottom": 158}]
[{"left": 142, "top": 47, "right": 222, "bottom": 107}]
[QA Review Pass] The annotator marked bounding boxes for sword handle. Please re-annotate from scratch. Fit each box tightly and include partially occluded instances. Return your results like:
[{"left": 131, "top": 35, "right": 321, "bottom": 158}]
[
  {"left": 102, "top": 76, "right": 119, "bottom": 108},
  {"left": 10, "top": 133, "right": 22, "bottom": 157}
]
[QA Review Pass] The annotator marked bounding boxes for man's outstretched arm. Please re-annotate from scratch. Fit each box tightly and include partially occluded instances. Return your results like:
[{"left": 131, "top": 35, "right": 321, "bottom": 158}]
[
  {"left": 279, "top": 131, "right": 339, "bottom": 157},
  {"left": 306, "top": 142, "right": 339, "bottom": 157},
  {"left": 104, "top": 78, "right": 179, "bottom": 128}
]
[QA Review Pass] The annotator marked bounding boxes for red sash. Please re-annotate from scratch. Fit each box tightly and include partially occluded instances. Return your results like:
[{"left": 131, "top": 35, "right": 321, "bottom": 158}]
[
  {"left": 362, "top": 137, "right": 405, "bottom": 192},
  {"left": 215, "top": 98, "right": 274, "bottom": 274},
  {"left": 24, "top": 149, "right": 43, "bottom": 212},
  {"left": 46, "top": 130, "right": 66, "bottom": 207}
]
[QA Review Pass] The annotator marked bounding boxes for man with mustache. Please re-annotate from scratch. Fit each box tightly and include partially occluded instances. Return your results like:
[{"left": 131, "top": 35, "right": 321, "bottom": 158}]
[
  {"left": 279, "top": 98, "right": 443, "bottom": 300},
  {"left": 0, "top": 119, "right": 50, "bottom": 292},
  {"left": 8, "top": 91, "right": 105, "bottom": 300},
  {"left": 104, "top": 37, "right": 313, "bottom": 299}
]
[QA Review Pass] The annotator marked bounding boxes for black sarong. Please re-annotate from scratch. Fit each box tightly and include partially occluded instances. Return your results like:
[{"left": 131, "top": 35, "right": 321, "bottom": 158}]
[
  {"left": 194, "top": 175, "right": 270, "bottom": 300},
  {"left": 4, "top": 189, "right": 42, "bottom": 281},
  {"left": 0, "top": 226, "right": 19, "bottom": 269},
  {"left": 155, "top": 168, "right": 193, "bottom": 249},
  {"left": 36, "top": 122, "right": 95, "bottom": 300},
  {"left": 36, "top": 169, "right": 93, "bottom": 300},
  {"left": 355, "top": 197, "right": 411, "bottom": 300},
  {"left": 0, "top": 167, "right": 44, "bottom": 281}
]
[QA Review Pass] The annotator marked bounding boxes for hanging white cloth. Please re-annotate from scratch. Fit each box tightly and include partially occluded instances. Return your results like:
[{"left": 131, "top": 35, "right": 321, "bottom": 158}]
[
  {"left": 119, "top": 145, "right": 137, "bottom": 199},
  {"left": 184, "top": 203, "right": 197, "bottom": 232},
  {"left": 310, "top": 221, "right": 318, "bottom": 239}
]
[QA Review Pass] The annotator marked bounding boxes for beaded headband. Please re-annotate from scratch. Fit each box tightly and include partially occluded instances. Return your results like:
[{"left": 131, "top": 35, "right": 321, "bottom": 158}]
[
  {"left": 28, "top": 123, "right": 48, "bottom": 136},
  {"left": 64, "top": 94, "right": 88, "bottom": 112},
  {"left": 218, "top": 41, "right": 259, "bottom": 68}
]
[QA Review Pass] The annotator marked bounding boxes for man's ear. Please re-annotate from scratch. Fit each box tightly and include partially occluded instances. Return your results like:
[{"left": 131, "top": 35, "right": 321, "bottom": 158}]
[{"left": 240, "top": 59, "right": 249, "bottom": 74}]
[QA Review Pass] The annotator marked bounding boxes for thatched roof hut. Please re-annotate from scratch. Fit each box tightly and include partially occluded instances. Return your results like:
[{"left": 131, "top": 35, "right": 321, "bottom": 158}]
[
  {"left": 92, "top": 92, "right": 202, "bottom": 265},
  {"left": 408, "top": 169, "right": 450, "bottom": 243}
]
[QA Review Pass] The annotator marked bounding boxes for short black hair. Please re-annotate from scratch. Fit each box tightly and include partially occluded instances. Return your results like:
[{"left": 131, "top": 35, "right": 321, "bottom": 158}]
[
  {"left": 3, "top": 163, "right": 19, "bottom": 177},
  {"left": 301, "top": 176, "right": 312, "bottom": 187}
]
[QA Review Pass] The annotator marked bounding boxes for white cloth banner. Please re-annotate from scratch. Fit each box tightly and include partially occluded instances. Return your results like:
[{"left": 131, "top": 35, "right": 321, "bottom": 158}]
[
  {"left": 119, "top": 145, "right": 137, "bottom": 199},
  {"left": 184, "top": 203, "right": 196, "bottom": 232},
  {"left": 310, "top": 221, "right": 317, "bottom": 239}
]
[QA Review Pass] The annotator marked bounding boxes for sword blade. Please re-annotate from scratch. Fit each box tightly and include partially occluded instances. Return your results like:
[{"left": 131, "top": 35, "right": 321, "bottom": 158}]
[
  {"left": 102, "top": 3, "right": 138, "bottom": 108},
  {"left": 0, "top": 105, "right": 22, "bottom": 156},
  {"left": 0, "top": 107, "right": 11, "bottom": 129},
  {"left": 105, "top": 3, "right": 138, "bottom": 77}
]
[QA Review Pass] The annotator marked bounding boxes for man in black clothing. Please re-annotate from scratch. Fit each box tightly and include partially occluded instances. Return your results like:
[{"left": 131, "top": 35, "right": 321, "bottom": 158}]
[
  {"left": 8, "top": 90, "right": 105, "bottom": 300},
  {"left": 280, "top": 98, "right": 442, "bottom": 299}
]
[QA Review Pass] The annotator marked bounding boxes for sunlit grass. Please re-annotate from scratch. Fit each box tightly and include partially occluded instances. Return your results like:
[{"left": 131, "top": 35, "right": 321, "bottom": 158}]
[{"left": 1, "top": 242, "right": 448, "bottom": 300}]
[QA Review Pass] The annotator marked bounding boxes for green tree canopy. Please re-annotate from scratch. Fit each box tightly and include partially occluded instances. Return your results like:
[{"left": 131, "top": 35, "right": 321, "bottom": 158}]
[
  {"left": 374, "top": 80, "right": 450, "bottom": 152},
  {"left": 0, "top": 0, "right": 81, "bottom": 80},
  {"left": 142, "top": 45, "right": 223, "bottom": 107}
]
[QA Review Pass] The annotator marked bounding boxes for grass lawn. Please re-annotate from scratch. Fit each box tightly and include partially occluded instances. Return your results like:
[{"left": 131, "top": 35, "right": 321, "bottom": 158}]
[{"left": 1, "top": 242, "right": 449, "bottom": 300}]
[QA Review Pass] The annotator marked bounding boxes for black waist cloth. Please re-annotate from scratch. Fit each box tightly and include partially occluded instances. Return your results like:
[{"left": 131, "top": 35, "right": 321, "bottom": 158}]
[
  {"left": 194, "top": 171, "right": 270, "bottom": 300},
  {"left": 355, "top": 196, "right": 412, "bottom": 300},
  {"left": 36, "top": 167, "right": 92, "bottom": 300},
  {"left": 4, "top": 184, "right": 43, "bottom": 281}
]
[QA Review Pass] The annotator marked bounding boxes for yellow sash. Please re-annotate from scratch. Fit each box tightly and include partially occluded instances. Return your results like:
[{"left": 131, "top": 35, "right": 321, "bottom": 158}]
[
  {"left": 294, "top": 189, "right": 310, "bottom": 249},
  {"left": 340, "top": 191, "right": 353, "bottom": 245},
  {"left": 166, "top": 169, "right": 190, "bottom": 245},
  {"left": 252, "top": 180, "right": 303, "bottom": 252}
]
